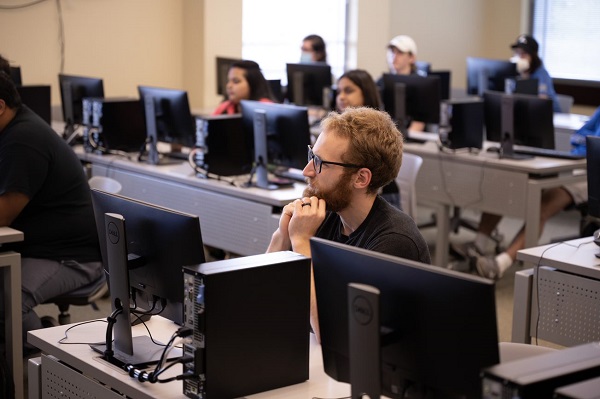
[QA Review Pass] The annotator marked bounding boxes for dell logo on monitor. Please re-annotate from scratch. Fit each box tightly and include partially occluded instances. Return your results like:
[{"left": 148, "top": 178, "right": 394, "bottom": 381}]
[
  {"left": 352, "top": 295, "right": 373, "bottom": 325},
  {"left": 107, "top": 221, "right": 120, "bottom": 244}
]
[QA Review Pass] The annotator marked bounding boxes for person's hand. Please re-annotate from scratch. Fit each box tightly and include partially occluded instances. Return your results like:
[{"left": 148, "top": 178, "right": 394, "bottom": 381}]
[{"left": 288, "top": 196, "right": 326, "bottom": 254}]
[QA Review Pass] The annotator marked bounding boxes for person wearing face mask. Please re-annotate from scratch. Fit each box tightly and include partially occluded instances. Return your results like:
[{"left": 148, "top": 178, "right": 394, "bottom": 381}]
[
  {"left": 213, "top": 60, "right": 276, "bottom": 115},
  {"left": 377, "top": 35, "right": 426, "bottom": 132},
  {"left": 335, "top": 70, "right": 401, "bottom": 210},
  {"left": 509, "top": 34, "right": 561, "bottom": 112},
  {"left": 300, "top": 34, "right": 327, "bottom": 63}
]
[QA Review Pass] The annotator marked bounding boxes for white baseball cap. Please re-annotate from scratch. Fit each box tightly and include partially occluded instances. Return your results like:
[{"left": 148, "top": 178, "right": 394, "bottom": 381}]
[{"left": 388, "top": 35, "right": 417, "bottom": 55}]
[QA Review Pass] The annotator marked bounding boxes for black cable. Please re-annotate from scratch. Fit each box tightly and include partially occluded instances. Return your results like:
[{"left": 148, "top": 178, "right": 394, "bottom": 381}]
[
  {"left": 57, "top": 319, "right": 108, "bottom": 345},
  {"left": 186, "top": 148, "right": 240, "bottom": 187}
]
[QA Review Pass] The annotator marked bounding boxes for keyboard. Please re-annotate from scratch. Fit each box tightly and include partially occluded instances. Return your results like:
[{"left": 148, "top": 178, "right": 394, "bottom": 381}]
[
  {"left": 274, "top": 168, "right": 306, "bottom": 182},
  {"left": 512, "top": 146, "right": 585, "bottom": 160}
]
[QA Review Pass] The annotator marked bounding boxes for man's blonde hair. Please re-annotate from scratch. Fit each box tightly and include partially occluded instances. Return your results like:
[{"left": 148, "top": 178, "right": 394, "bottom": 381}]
[{"left": 320, "top": 107, "right": 403, "bottom": 194}]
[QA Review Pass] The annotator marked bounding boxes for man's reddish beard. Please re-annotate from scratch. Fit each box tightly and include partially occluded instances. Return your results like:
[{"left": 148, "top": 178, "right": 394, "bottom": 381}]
[{"left": 303, "top": 171, "right": 354, "bottom": 212}]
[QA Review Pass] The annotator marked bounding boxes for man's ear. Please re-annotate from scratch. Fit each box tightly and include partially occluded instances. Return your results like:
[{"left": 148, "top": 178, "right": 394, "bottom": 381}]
[{"left": 353, "top": 167, "right": 372, "bottom": 189}]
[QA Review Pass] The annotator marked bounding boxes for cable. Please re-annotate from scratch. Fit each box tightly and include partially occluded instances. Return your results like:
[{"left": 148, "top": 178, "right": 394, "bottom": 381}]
[
  {"left": 532, "top": 239, "right": 594, "bottom": 345},
  {"left": 57, "top": 319, "right": 108, "bottom": 345},
  {"left": 186, "top": 148, "right": 242, "bottom": 187},
  {"left": 0, "top": 0, "right": 49, "bottom": 9}
]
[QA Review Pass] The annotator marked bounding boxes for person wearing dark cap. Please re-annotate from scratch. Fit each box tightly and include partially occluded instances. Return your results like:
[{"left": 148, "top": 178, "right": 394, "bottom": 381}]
[{"left": 509, "top": 34, "right": 561, "bottom": 112}]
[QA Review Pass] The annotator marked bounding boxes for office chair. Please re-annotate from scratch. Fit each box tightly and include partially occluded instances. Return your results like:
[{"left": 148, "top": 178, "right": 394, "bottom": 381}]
[
  {"left": 556, "top": 94, "right": 574, "bottom": 113},
  {"left": 41, "top": 274, "right": 108, "bottom": 326},
  {"left": 395, "top": 153, "right": 423, "bottom": 220}
]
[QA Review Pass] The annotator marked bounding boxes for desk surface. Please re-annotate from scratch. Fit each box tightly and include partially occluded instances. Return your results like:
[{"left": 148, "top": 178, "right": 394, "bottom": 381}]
[
  {"left": 28, "top": 316, "right": 350, "bottom": 399},
  {"left": 0, "top": 226, "right": 24, "bottom": 244},
  {"left": 516, "top": 236, "right": 600, "bottom": 280},
  {"left": 76, "top": 146, "right": 306, "bottom": 208}
]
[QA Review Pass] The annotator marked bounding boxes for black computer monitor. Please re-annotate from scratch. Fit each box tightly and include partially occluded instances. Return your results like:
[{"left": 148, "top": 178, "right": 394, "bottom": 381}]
[
  {"left": 9, "top": 66, "right": 22, "bottom": 86},
  {"left": 91, "top": 189, "right": 205, "bottom": 326},
  {"left": 415, "top": 61, "right": 432, "bottom": 76},
  {"left": 240, "top": 100, "right": 311, "bottom": 171},
  {"left": 17, "top": 85, "right": 51, "bottom": 124},
  {"left": 382, "top": 73, "right": 441, "bottom": 126},
  {"left": 59, "top": 74, "right": 105, "bottom": 126},
  {"left": 587, "top": 136, "right": 600, "bottom": 220},
  {"left": 311, "top": 237, "right": 500, "bottom": 399},
  {"left": 466, "top": 57, "right": 518, "bottom": 96},
  {"left": 286, "top": 62, "right": 332, "bottom": 107},
  {"left": 138, "top": 85, "right": 196, "bottom": 148},
  {"left": 484, "top": 90, "right": 555, "bottom": 149},
  {"left": 216, "top": 56, "right": 242, "bottom": 96},
  {"left": 428, "top": 70, "right": 451, "bottom": 100}
]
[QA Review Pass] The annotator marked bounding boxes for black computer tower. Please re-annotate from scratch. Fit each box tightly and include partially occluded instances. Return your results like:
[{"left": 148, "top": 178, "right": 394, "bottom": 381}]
[
  {"left": 182, "top": 251, "right": 311, "bottom": 398},
  {"left": 481, "top": 342, "right": 600, "bottom": 399},
  {"left": 440, "top": 98, "right": 484, "bottom": 150}
]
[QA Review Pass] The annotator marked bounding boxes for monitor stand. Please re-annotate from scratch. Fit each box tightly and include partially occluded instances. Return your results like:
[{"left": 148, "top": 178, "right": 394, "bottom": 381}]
[
  {"left": 348, "top": 283, "right": 381, "bottom": 399},
  {"left": 90, "top": 335, "right": 181, "bottom": 367},
  {"left": 498, "top": 95, "right": 532, "bottom": 160}
]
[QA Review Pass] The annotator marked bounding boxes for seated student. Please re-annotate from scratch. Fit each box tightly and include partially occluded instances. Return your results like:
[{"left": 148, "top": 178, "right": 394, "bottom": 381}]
[
  {"left": 212, "top": 60, "right": 276, "bottom": 115},
  {"left": 300, "top": 34, "right": 327, "bottom": 63},
  {"left": 463, "top": 106, "right": 600, "bottom": 280},
  {"left": 0, "top": 67, "right": 103, "bottom": 358},
  {"left": 509, "top": 34, "right": 561, "bottom": 112},
  {"left": 377, "top": 35, "right": 426, "bottom": 132},
  {"left": 267, "top": 107, "right": 431, "bottom": 339},
  {"left": 335, "top": 69, "right": 401, "bottom": 210}
]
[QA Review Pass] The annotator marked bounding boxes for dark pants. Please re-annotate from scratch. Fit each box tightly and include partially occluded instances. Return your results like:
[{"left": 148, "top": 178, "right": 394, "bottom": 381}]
[{"left": 0, "top": 258, "right": 103, "bottom": 356}]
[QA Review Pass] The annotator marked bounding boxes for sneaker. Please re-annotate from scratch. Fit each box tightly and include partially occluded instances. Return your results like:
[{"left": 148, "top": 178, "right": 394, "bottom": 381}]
[
  {"left": 450, "top": 241, "right": 481, "bottom": 260},
  {"left": 467, "top": 248, "right": 501, "bottom": 280}
]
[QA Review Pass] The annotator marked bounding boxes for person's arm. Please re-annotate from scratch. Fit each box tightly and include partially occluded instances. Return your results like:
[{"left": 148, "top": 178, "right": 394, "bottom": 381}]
[
  {"left": 286, "top": 196, "right": 327, "bottom": 341},
  {"left": 0, "top": 192, "right": 29, "bottom": 226},
  {"left": 266, "top": 202, "right": 294, "bottom": 252}
]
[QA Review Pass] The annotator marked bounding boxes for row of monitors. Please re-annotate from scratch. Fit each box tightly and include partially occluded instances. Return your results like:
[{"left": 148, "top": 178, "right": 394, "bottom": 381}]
[{"left": 91, "top": 186, "right": 500, "bottom": 398}]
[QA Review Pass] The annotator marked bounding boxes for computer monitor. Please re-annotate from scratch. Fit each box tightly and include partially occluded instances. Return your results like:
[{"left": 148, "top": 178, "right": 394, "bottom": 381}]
[
  {"left": 91, "top": 189, "right": 205, "bottom": 329},
  {"left": 216, "top": 56, "right": 242, "bottom": 96},
  {"left": 138, "top": 86, "right": 196, "bottom": 163},
  {"left": 311, "top": 237, "right": 500, "bottom": 399},
  {"left": 17, "top": 85, "right": 51, "bottom": 124},
  {"left": 466, "top": 57, "right": 518, "bottom": 96},
  {"left": 381, "top": 73, "right": 441, "bottom": 126},
  {"left": 415, "top": 61, "right": 432, "bottom": 76},
  {"left": 484, "top": 90, "right": 555, "bottom": 149},
  {"left": 240, "top": 100, "right": 311, "bottom": 171},
  {"left": 586, "top": 136, "right": 600, "bottom": 220},
  {"left": 428, "top": 70, "right": 451, "bottom": 100},
  {"left": 9, "top": 66, "right": 22, "bottom": 86},
  {"left": 286, "top": 62, "right": 332, "bottom": 107},
  {"left": 59, "top": 74, "right": 105, "bottom": 127}
]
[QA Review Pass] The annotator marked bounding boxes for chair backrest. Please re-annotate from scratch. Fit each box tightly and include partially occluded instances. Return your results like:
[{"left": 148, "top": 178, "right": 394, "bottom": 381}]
[
  {"left": 556, "top": 94, "right": 574, "bottom": 113},
  {"left": 395, "top": 152, "right": 423, "bottom": 220},
  {"left": 88, "top": 176, "right": 122, "bottom": 194}
]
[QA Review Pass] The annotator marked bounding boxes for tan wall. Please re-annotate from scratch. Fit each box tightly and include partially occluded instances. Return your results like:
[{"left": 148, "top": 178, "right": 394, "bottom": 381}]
[
  {"left": 1, "top": 0, "right": 531, "bottom": 113},
  {"left": 0, "top": 0, "right": 185, "bottom": 111}
]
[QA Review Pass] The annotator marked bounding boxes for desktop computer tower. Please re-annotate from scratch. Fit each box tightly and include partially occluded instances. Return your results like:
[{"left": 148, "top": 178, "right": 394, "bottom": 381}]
[
  {"left": 82, "top": 98, "right": 147, "bottom": 153},
  {"left": 481, "top": 342, "right": 600, "bottom": 399},
  {"left": 182, "top": 251, "right": 311, "bottom": 399},
  {"left": 439, "top": 98, "right": 484, "bottom": 150},
  {"left": 194, "top": 114, "right": 252, "bottom": 177}
]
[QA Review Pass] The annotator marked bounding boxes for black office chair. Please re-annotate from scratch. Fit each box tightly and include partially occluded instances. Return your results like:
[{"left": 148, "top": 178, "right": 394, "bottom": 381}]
[{"left": 41, "top": 274, "right": 108, "bottom": 326}]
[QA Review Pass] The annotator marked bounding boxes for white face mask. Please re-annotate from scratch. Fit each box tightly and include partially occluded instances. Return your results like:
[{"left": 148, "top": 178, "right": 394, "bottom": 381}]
[
  {"left": 510, "top": 56, "right": 530, "bottom": 74},
  {"left": 300, "top": 51, "right": 313, "bottom": 63},
  {"left": 386, "top": 50, "right": 396, "bottom": 73}
]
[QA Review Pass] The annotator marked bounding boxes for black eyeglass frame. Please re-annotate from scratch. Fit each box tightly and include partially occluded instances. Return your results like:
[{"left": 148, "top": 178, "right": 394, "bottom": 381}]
[{"left": 307, "top": 145, "right": 363, "bottom": 174}]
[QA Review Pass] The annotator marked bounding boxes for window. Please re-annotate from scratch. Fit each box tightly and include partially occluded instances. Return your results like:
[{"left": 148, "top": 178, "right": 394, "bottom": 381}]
[
  {"left": 241, "top": 0, "right": 348, "bottom": 86},
  {"left": 532, "top": 0, "right": 600, "bottom": 82}
]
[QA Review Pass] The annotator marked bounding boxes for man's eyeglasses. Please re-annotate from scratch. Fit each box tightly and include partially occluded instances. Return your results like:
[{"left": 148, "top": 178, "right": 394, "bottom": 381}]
[{"left": 307, "top": 145, "right": 363, "bottom": 174}]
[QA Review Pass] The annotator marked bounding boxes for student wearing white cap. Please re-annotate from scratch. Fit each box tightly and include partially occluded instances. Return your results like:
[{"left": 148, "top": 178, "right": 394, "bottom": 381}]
[{"left": 386, "top": 35, "right": 419, "bottom": 76}]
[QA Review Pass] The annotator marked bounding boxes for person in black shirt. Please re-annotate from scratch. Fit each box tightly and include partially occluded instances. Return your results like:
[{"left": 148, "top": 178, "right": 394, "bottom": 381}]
[
  {"left": 0, "top": 68, "right": 103, "bottom": 357},
  {"left": 267, "top": 107, "right": 430, "bottom": 339}
]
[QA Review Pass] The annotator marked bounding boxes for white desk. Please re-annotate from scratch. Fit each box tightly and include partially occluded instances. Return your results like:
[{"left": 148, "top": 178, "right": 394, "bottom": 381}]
[
  {"left": 554, "top": 113, "right": 589, "bottom": 152},
  {"left": 27, "top": 316, "right": 350, "bottom": 399},
  {"left": 0, "top": 227, "right": 24, "bottom": 399},
  {"left": 404, "top": 140, "right": 587, "bottom": 267},
  {"left": 513, "top": 237, "right": 600, "bottom": 346},
  {"left": 76, "top": 148, "right": 305, "bottom": 256}
]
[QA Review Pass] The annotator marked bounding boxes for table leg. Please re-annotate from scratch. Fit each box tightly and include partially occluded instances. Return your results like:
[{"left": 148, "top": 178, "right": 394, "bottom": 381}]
[{"left": 1, "top": 251, "right": 23, "bottom": 399}]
